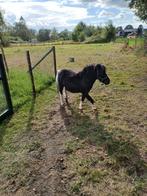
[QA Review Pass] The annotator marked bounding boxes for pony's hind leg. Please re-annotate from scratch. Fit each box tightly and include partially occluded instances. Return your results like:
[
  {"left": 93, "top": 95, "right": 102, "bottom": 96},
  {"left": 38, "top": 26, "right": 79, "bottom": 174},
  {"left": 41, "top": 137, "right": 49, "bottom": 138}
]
[
  {"left": 59, "top": 86, "right": 64, "bottom": 106},
  {"left": 64, "top": 88, "right": 69, "bottom": 104},
  {"left": 56, "top": 70, "right": 64, "bottom": 106}
]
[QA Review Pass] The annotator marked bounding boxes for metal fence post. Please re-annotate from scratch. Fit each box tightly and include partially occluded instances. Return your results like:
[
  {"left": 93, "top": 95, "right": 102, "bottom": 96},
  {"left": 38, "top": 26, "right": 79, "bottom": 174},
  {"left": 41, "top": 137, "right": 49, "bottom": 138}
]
[
  {"left": 0, "top": 46, "right": 9, "bottom": 75},
  {"left": 0, "top": 54, "right": 13, "bottom": 121},
  {"left": 52, "top": 46, "right": 57, "bottom": 78},
  {"left": 26, "top": 50, "right": 36, "bottom": 98}
]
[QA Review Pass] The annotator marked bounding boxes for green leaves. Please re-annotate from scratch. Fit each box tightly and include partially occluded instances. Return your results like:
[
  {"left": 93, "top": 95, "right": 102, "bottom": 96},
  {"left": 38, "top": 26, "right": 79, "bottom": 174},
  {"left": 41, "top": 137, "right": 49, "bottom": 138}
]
[{"left": 127, "top": 0, "right": 147, "bottom": 22}]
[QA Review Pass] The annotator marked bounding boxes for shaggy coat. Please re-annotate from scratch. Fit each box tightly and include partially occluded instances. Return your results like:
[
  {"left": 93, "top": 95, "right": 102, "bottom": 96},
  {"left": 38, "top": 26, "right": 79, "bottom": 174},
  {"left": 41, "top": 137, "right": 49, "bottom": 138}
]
[{"left": 56, "top": 64, "right": 110, "bottom": 109}]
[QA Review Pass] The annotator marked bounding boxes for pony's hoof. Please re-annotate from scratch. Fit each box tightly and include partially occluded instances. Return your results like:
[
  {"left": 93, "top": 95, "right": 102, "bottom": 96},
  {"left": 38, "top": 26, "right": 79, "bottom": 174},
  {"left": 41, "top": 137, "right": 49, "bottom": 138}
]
[
  {"left": 92, "top": 105, "right": 97, "bottom": 111},
  {"left": 60, "top": 103, "right": 64, "bottom": 108},
  {"left": 79, "top": 106, "right": 82, "bottom": 110},
  {"left": 65, "top": 98, "right": 69, "bottom": 104},
  {"left": 78, "top": 107, "right": 83, "bottom": 113}
]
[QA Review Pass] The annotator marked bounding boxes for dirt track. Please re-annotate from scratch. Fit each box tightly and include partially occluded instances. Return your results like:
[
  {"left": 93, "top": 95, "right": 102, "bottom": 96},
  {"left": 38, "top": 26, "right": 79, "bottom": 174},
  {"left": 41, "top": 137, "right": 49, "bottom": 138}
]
[{"left": 13, "top": 101, "right": 75, "bottom": 196}]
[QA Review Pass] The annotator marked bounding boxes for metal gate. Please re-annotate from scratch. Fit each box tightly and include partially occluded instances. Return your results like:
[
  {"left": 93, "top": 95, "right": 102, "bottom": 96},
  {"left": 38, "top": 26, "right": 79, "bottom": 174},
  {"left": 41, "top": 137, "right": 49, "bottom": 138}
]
[{"left": 0, "top": 54, "right": 13, "bottom": 122}]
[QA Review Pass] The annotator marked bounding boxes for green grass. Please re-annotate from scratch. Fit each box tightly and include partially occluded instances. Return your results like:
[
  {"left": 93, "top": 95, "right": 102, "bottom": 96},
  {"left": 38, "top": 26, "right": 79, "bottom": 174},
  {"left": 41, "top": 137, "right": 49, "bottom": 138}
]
[
  {"left": 128, "top": 38, "right": 145, "bottom": 48},
  {"left": 116, "top": 37, "right": 145, "bottom": 48},
  {"left": 0, "top": 48, "right": 56, "bottom": 193},
  {"left": 0, "top": 83, "right": 56, "bottom": 192},
  {"left": 9, "top": 68, "right": 54, "bottom": 109}
]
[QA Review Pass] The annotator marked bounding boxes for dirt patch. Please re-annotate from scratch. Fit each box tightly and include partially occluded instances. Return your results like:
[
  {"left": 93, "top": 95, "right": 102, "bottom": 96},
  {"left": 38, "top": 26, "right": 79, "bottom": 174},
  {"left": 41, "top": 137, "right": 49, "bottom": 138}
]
[{"left": 0, "top": 99, "right": 78, "bottom": 196}]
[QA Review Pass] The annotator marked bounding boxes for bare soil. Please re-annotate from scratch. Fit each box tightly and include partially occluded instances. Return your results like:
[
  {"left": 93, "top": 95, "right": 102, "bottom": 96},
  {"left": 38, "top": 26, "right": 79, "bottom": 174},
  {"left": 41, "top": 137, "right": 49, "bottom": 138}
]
[
  {"left": 14, "top": 102, "right": 75, "bottom": 196},
  {"left": 0, "top": 94, "right": 79, "bottom": 195}
]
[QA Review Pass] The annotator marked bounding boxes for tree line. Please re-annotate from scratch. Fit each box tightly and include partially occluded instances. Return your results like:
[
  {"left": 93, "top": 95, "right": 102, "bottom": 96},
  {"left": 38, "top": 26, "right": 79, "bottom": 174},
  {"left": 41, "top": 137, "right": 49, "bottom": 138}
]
[{"left": 0, "top": 11, "right": 116, "bottom": 46}]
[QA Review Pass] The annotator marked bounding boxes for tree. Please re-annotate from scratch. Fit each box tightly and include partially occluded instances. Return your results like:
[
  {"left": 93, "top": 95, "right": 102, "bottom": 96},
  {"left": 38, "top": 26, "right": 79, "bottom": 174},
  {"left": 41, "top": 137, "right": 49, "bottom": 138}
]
[
  {"left": 72, "top": 31, "right": 79, "bottom": 42},
  {"left": 0, "top": 10, "right": 5, "bottom": 43},
  {"left": 59, "top": 29, "right": 71, "bottom": 40},
  {"left": 104, "top": 21, "right": 116, "bottom": 42},
  {"left": 72, "top": 21, "right": 87, "bottom": 42},
  {"left": 12, "top": 16, "right": 32, "bottom": 41},
  {"left": 37, "top": 29, "right": 51, "bottom": 42},
  {"left": 50, "top": 28, "right": 58, "bottom": 41},
  {"left": 0, "top": 10, "right": 4, "bottom": 27},
  {"left": 79, "top": 32, "right": 85, "bottom": 42},
  {"left": 137, "top": 25, "right": 143, "bottom": 37},
  {"left": 84, "top": 25, "right": 97, "bottom": 37},
  {"left": 0, "top": 9, "right": 10, "bottom": 46},
  {"left": 75, "top": 21, "right": 86, "bottom": 33},
  {"left": 126, "top": 0, "right": 147, "bottom": 22}
]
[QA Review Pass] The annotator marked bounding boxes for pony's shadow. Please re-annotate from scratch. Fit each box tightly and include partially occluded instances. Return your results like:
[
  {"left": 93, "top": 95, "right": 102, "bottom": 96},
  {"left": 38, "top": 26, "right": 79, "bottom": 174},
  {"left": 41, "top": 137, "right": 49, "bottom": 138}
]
[{"left": 60, "top": 105, "right": 146, "bottom": 177}]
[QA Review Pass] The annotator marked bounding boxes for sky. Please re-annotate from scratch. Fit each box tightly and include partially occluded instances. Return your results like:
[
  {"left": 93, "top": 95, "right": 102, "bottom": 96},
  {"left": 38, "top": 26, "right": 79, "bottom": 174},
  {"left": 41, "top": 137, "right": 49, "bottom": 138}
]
[{"left": 0, "top": 0, "right": 147, "bottom": 31}]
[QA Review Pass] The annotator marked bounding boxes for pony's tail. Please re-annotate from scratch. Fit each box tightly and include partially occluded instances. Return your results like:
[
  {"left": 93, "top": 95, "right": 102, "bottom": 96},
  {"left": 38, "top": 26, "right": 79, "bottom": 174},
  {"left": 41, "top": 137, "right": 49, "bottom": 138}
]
[{"left": 56, "top": 70, "right": 60, "bottom": 91}]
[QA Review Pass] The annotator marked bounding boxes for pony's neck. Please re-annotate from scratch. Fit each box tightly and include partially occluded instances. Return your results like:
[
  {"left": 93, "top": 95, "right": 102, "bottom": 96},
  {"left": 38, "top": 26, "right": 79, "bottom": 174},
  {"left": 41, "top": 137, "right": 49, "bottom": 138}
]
[{"left": 83, "top": 66, "right": 97, "bottom": 86}]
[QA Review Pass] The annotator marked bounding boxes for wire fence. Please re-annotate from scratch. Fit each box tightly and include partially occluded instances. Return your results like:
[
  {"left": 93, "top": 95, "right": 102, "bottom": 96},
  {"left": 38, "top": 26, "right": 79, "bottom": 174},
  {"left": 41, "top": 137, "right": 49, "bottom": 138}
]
[
  {"left": 26, "top": 46, "right": 57, "bottom": 97},
  {"left": 0, "top": 46, "right": 57, "bottom": 121}
]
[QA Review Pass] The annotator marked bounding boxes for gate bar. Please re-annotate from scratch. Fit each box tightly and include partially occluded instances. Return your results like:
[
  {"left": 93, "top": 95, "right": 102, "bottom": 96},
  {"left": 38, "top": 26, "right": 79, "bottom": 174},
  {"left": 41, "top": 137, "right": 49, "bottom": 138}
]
[{"left": 0, "top": 54, "right": 13, "bottom": 121}]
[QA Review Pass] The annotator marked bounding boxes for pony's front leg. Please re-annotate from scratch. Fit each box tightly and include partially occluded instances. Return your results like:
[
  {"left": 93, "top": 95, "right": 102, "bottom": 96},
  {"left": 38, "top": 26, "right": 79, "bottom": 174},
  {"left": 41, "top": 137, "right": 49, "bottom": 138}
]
[
  {"left": 86, "top": 94, "right": 97, "bottom": 111},
  {"left": 79, "top": 93, "right": 86, "bottom": 110}
]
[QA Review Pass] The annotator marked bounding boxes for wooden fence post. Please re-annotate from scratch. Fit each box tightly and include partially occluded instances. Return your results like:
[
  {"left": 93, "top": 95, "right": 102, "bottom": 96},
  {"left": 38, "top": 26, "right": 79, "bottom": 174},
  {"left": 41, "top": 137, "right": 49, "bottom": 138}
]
[
  {"left": 52, "top": 46, "right": 57, "bottom": 78},
  {"left": 26, "top": 50, "right": 36, "bottom": 98}
]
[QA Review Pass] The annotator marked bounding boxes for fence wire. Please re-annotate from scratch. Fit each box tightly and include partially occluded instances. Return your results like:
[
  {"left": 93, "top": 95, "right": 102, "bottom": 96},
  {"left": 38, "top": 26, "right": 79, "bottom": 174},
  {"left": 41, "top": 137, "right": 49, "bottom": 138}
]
[{"left": 30, "top": 48, "right": 55, "bottom": 93}]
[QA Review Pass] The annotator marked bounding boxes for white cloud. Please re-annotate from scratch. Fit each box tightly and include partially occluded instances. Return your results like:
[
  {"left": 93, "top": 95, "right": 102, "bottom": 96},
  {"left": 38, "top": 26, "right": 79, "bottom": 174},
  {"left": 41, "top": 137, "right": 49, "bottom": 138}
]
[
  {"left": 0, "top": 0, "right": 92, "bottom": 30},
  {"left": 98, "top": 10, "right": 115, "bottom": 18},
  {"left": 0, "top": 0, "right": 146, "bottom": 30},
  {"left": 86, "top": 0, "right": 129, "bottom": 8}
]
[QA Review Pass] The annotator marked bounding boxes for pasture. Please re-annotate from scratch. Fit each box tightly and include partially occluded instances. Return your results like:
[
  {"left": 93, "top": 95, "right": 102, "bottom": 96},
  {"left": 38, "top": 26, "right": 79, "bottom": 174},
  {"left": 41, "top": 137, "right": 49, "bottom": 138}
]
[{"left": 0, "top": 43, "right": 147, "bottom": 195}]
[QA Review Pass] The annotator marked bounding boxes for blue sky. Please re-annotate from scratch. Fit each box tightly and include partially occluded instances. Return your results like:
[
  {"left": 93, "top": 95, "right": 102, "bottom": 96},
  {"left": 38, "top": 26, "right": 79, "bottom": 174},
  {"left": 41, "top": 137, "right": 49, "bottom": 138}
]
[{"left": 0, "top": 0, "right": 147, "bottom": 31}]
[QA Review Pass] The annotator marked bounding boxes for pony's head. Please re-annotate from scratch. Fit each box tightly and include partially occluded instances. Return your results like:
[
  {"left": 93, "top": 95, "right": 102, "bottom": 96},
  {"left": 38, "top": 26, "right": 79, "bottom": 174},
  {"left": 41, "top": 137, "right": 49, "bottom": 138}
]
[{"left": 95, "top": 64, "right": 110, "bottom": 85}]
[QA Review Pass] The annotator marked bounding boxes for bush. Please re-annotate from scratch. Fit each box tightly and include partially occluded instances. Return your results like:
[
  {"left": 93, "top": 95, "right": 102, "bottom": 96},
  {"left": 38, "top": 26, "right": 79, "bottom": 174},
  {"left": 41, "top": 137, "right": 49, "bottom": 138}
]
[
  {"left": 79, "top": 32, "right": 85, "bottom": 42},
  {"left": 72, "top": 32, "right": 79, "bottom": 42},
  {"left": 85, "top": 35, "right": 106, "bottom": 44},
  {"left": 104, "top": 22, "right": 116, "bottom": 42},
  {"left": 1, "top": 36, "right": 10, "bottom": 47}
]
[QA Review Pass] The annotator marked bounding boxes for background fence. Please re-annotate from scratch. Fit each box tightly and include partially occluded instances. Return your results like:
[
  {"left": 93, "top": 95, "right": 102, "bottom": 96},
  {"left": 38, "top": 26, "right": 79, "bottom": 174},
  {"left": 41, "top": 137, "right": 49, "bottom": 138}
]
[
  {"left": 0, "top": 45, "right": 57, "bottom": 121},
  {"left": 27, "top": 46, "right": 57, "bottom": 97}
]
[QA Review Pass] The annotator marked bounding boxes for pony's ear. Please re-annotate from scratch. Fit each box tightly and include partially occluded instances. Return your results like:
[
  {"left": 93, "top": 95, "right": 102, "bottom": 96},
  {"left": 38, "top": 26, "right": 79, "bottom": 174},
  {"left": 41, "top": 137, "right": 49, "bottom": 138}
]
[
  {"left": 96, "top": 64, "right": 105, "bottom": 72},
  {"left": 96, "top": 64, "right": 101, "bottom": 68},
  {"left": 96, "top": 64, "right": 102, "bottom": 72}
]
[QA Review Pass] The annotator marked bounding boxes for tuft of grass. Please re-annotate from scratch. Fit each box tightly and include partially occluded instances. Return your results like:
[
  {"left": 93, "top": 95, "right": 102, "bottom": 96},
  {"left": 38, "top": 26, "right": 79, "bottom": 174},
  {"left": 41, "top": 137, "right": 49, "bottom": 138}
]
[
  {"left": 65, "top": 139, "right": 84, "bottom": 154},
  {"left": 70, "top": 179, "right": 83, "bottom": 194}
]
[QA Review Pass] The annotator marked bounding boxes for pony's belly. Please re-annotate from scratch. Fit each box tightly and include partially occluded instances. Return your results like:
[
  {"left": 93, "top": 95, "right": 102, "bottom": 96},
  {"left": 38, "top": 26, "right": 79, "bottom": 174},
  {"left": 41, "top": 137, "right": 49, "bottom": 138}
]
[{"left": 65, "top": 86, "right": 81, "bottom": 93}]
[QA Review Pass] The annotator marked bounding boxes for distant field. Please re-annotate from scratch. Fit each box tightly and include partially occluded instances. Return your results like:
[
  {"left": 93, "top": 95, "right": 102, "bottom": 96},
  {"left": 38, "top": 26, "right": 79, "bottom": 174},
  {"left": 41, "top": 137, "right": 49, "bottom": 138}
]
[
  {"left": 0, "top": 43, "right": 147, "bottom": 195},
  {"left": 116, "top": 37, "right": 145, "bottom": 48}
]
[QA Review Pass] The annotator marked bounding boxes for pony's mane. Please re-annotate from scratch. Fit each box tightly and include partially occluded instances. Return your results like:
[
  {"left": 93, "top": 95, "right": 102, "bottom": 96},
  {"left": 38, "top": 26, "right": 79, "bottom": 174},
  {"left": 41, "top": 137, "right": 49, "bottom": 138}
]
[{"left": 77, "top": 64, "right": 96, "bottom": 77}]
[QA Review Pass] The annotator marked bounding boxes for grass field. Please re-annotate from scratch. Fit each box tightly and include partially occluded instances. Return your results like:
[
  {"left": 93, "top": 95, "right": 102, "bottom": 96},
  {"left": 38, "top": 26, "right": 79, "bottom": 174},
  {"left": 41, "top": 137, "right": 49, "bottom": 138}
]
[
  {"left": 116, "top": 37, "right": 145, "bottom": 49},
  {"left": 0, "top": 43, "right": 147, "bottom": 195}
]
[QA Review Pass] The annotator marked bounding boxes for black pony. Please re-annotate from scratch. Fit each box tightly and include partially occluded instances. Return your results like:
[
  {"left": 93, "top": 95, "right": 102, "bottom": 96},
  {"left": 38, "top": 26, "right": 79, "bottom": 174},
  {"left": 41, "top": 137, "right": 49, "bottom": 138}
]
[{"left": 56, "top": 64, "right": 110, "bottom": 110}]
